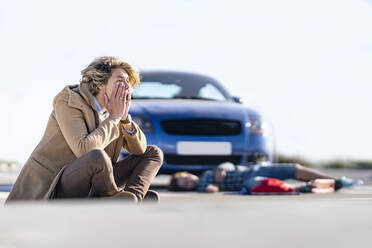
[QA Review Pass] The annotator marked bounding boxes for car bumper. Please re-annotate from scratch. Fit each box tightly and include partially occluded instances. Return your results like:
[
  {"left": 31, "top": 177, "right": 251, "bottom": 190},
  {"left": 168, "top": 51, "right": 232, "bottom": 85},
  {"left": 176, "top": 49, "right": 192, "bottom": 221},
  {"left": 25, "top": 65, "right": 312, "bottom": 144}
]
[
  {"left": 158, "top": 151, "right": 271, "bottom": 174},
  {"left": 120, "top": 132, "right": 274, "bottom": 174}
]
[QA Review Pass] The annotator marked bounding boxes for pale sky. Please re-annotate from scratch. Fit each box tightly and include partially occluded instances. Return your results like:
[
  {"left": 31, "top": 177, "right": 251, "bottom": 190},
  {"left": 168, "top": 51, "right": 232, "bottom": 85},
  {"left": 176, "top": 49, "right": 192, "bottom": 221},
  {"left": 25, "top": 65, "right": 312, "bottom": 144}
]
[{"left": 1, "top": 0, "right": 371, "bottom": 163}]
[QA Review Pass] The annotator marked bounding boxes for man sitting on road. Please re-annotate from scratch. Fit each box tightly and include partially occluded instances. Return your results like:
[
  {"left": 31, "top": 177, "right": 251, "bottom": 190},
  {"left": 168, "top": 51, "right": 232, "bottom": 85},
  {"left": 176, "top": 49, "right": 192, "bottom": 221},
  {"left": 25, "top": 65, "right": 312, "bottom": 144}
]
[
  {"left": 168, "top": 162, "right": 361, "bottom": 194},
  {"left": 6, "top": 56, "right": 163, "bottom": 204}
]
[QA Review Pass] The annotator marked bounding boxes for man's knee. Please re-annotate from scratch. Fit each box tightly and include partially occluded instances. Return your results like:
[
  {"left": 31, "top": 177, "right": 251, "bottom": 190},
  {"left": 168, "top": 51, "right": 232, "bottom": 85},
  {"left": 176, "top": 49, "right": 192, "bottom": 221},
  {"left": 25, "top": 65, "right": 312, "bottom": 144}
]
[
  {"left": 145, "top": 145, "right": 164, "bottom": 164},
  {"left": 87, "top": 149, "right": 112, "bottom": 171},
  {"left": 88, "top": 149, "right": 108, "bottom": 160}
]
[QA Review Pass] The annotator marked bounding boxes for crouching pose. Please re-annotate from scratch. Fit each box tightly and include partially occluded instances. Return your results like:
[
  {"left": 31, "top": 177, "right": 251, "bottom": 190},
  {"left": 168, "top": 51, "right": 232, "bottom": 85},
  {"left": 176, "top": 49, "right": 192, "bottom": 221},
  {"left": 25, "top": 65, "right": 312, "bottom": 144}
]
[
  {"left": 6, "top": 56, "right": 163, "bottom": 204},
  {"left": 169, "top": 162, "right": 361, "bottom": 193}
]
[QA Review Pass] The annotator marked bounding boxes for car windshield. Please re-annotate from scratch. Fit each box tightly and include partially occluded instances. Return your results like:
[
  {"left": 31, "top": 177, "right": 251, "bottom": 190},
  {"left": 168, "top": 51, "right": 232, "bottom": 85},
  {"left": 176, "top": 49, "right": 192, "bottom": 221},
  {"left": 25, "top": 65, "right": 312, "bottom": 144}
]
[{"left": 132, "top": 79, "right": 228, "bottom": 101}]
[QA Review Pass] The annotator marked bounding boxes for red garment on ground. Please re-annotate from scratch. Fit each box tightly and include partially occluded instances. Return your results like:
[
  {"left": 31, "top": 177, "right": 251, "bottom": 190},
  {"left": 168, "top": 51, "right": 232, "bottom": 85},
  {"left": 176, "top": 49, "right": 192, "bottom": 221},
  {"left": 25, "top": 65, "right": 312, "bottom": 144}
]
[{"left": 251, "top": 178, "right": 295, "bottom": 193}]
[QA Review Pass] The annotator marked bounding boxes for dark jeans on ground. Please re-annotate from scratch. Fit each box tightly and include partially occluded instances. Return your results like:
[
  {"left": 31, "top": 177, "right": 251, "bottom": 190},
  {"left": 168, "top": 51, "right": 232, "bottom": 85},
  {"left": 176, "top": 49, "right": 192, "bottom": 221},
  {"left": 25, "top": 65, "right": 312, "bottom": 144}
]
[{"left": 53, "top": 145, "right": 163, "bottom": 200}]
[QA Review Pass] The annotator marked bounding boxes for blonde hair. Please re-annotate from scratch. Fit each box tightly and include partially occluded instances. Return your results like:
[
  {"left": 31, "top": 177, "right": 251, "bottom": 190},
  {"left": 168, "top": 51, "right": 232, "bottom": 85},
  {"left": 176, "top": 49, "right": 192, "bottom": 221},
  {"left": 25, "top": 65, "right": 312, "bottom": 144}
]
[{"left": 80, "top": 56, "right": 140, "bottom": 96}]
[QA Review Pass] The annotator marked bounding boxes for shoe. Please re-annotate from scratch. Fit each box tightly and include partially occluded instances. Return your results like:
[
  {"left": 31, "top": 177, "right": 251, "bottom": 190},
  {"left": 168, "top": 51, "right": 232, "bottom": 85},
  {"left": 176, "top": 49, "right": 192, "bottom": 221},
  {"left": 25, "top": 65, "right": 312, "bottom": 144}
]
[
  {"left": 297, "top": 179, "right": 335, "bottom": 193},
  {"left": 297, "top": 182, "right": 312, "bottom": 193},
  {"left": 110, "top": 191, "right": 138, "bottom": 203},
  {"left": 335, "top": 176, "right": 363, "bottom": 191},
  {"left": 143, "top": 190, "right": 160, "bottom": 203}
]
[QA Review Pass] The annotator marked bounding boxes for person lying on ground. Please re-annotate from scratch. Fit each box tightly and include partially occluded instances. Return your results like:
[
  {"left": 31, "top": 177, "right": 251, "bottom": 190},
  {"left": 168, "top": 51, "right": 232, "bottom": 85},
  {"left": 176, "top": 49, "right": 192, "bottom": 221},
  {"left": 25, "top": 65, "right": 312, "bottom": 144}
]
[
  {"left": 168, "top": 162, "right": 361, "bottom": 193},
  {"left": 6, "top": 56, "right": 163, "bottom": 204}
]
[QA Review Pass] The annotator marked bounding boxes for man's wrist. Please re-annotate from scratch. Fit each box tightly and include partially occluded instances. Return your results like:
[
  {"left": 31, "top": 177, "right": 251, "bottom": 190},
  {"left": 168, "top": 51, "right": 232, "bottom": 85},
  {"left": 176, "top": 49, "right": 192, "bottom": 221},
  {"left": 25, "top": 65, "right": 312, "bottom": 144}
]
[
  {"left": 121, "top": 114, "right": 135, "bottom": 134},
  {"left": 120, "top": 114, "right": 132, "bottom": 124},
  {"left": 123, "top": 123, "right": 134, "bottom": 133}
]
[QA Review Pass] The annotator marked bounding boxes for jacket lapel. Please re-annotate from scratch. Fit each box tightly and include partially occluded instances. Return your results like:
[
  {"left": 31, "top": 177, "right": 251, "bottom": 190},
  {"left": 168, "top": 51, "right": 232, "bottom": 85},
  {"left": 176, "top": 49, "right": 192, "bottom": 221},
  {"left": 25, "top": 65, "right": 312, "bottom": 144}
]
[
  {"left": 77, "top": 83, "right": 101, "bottom": 129},
  {"left": 78, "top": 82, "right": 122, "bottom": 163}
]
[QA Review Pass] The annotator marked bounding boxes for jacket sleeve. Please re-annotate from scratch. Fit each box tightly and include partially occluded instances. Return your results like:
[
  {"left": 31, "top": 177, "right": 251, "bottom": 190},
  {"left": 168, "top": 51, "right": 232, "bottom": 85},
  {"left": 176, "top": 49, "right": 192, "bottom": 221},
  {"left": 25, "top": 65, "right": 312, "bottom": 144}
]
[
  {"left": 120, "top": 121, "right": 147, "bottom": 155},
  {"left": 54, "top": 98, "right": 120, "bottom": 158}
]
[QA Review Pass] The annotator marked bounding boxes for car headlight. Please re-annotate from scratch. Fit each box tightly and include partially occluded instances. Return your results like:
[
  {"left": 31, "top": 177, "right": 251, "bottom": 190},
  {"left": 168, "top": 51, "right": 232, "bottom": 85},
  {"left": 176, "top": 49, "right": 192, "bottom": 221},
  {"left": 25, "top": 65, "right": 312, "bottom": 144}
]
[
  {"left": 246, "top": 117, "right": 267, "bottom": 134},
  {"left": 132, "top": 115, "right": 154, "bottom": 133}
]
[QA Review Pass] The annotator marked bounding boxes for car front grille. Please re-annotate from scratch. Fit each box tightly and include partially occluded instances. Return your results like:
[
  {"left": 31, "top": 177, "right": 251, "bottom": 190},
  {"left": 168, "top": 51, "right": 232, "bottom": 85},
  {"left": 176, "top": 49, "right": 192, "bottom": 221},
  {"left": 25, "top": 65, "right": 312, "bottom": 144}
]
[
  {"left": 164, "top": 154, "right": 242, "bottom": 165},
  {"left": 161, "top": 119, "right": 242, "bottom": 135}
]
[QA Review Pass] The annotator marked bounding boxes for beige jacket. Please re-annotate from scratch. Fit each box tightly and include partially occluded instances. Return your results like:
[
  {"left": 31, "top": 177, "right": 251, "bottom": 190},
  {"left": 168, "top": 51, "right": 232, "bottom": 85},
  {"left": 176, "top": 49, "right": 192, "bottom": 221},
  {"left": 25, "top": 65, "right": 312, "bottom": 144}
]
[{"left": 6, "top": 83, "right": 147, "bottom": 202}]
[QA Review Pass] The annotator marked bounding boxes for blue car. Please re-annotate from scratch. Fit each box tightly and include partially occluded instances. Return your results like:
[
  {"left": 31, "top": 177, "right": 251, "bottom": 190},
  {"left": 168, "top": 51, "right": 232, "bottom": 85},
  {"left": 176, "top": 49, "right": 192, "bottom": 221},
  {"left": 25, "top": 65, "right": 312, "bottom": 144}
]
[{"left": 120, "top": 71, "right": 275, "bottom": 174}]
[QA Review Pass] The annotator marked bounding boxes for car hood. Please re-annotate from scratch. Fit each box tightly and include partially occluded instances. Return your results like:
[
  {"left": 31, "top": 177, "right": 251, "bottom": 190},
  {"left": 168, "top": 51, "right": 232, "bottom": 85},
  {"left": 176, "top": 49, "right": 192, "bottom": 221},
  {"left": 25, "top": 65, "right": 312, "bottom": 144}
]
[{"left": 130, "top": 99, "right": 260, "bottom": 120}]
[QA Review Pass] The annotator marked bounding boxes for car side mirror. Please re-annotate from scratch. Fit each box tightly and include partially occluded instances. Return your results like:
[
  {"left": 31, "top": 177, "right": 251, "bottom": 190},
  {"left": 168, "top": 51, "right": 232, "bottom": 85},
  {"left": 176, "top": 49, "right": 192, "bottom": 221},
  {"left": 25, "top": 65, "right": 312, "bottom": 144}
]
[{"left": 232, "top": 96, "right": 243, "bottom": 103}]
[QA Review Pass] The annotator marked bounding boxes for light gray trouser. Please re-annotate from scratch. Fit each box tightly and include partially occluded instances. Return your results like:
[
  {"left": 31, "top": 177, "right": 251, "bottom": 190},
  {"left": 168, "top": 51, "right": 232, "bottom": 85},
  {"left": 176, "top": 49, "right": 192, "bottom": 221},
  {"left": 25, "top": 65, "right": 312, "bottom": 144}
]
[{"left": 53, "top": 145, "right": 163, "bottom": 200}]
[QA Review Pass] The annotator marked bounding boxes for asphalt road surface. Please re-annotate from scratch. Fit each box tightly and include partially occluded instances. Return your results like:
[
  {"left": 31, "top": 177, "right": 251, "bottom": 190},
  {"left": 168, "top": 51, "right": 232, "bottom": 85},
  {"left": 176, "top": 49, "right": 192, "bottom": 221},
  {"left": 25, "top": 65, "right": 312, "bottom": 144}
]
[{"left": 0, "top": 169, "right": 371, "bottom": 248}]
